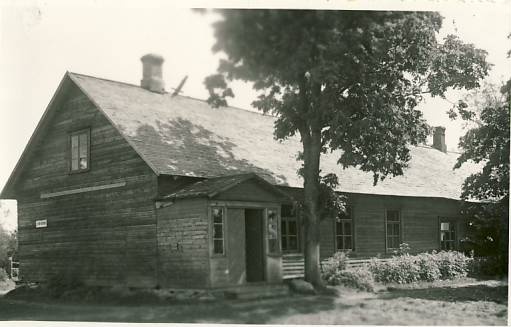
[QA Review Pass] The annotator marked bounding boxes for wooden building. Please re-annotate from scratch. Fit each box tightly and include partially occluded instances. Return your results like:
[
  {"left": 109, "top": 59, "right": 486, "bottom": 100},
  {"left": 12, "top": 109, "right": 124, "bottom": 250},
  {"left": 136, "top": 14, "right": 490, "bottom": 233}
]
[{"left": 0, "top": 54, "right": 480, "bottom": 288}]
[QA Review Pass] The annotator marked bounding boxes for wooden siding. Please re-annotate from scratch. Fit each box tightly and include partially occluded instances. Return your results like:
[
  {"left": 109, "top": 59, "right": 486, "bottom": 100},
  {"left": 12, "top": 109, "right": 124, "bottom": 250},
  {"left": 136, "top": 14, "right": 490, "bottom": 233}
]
[
  {"left": 14, "top": 85, "right": 158, "bottom": 287},
  {"left": 319, "top": 194, "right": 464, "bottom": 259},
  {"left": 156, "top": 198, "right": 210, "bottom": 288}
]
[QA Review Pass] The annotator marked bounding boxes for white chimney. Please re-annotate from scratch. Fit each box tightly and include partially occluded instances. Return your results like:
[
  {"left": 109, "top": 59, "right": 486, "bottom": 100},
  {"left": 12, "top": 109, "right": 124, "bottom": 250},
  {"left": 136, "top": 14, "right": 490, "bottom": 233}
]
[
  {"left": 140, "top": 53, "right": 165, "bottom": 93},
  {"left": 432, "top": 126, "right": 447, "bottom": 153}
]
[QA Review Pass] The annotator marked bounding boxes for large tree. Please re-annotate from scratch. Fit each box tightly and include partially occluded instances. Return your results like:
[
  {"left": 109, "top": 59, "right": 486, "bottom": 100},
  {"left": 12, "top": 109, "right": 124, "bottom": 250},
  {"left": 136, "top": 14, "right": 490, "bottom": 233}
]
[
  {"left": 204, "top": 10, "right": 489, "bottom": 286},
  {"left": 450, "top": 79, "right": 510, "bottom": 260}
]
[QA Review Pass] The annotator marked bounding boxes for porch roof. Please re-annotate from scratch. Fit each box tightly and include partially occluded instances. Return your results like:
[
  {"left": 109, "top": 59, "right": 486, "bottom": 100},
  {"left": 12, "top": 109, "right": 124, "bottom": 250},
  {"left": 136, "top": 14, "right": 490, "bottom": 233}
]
[{"left": 160, "top": 173, "right": 292, "bottom": 201}]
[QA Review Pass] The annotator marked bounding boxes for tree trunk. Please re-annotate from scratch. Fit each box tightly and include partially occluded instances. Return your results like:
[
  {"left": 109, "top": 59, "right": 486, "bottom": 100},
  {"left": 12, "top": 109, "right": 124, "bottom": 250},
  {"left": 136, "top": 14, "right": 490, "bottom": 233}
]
[{"left": 302, "top": 129, "right": 323, "bottom": 287}]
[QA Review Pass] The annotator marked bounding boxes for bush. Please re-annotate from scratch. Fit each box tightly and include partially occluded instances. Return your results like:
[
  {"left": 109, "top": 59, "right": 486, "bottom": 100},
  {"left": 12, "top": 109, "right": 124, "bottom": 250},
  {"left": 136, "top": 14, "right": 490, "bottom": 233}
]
[
  {"left": 368, "top": 251, "right": 472, "bottom": 284},
  {"left": 434, "top": 250, "right": 471, "bottom": 279},
  {"left": 321, "top": 251, "right": 349, "bottom": 282},
  {"left": 330, "top": 268, "right": 375, "bottom": 292}
]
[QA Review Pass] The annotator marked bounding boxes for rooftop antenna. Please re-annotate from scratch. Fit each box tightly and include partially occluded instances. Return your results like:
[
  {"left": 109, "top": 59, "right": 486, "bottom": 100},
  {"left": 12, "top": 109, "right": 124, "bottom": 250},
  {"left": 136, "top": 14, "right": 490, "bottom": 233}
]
[{"left": 172, "top": 75, "right": 188, "bottom": 96}]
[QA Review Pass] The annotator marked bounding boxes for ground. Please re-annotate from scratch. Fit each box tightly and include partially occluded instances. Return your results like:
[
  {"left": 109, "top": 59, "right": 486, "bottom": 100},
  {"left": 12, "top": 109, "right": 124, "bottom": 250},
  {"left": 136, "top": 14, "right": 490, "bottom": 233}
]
[{"left": 0, "top": 278, "right": 507, "bottom": 325}]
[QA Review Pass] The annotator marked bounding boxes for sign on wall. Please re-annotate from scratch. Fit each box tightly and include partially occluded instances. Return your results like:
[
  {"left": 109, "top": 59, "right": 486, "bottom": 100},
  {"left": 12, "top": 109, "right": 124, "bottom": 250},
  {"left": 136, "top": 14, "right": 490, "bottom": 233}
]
[{"left": 35, "top": 219, "right": 47, "bottom": 228}]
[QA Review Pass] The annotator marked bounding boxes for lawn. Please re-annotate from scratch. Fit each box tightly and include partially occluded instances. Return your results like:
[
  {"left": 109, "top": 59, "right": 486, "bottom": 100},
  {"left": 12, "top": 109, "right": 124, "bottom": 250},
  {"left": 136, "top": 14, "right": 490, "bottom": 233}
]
[{"left": 0, "top": 278, "right": 507, "bottom": 325}]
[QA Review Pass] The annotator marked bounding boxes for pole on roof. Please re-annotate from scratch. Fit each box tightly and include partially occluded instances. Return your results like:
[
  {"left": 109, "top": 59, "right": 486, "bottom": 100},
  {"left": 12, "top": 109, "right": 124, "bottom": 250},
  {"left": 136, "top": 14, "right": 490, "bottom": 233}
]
[{"left": 172, "top": 75, "right": 188, "bottom": 96}]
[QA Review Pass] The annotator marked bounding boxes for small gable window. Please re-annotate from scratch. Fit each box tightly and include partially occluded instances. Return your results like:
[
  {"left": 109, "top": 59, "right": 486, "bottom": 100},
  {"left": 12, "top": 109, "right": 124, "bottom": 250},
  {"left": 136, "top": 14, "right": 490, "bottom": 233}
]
[{"left": 70, "top": 129, "right": 90, "bottom": 172}]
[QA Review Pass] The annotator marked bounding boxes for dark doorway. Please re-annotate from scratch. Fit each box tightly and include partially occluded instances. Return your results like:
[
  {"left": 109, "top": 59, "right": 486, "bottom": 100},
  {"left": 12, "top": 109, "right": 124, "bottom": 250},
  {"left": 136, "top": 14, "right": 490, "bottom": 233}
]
[{"left": 245, "top": 209, "right": 265, "bottom": 282}]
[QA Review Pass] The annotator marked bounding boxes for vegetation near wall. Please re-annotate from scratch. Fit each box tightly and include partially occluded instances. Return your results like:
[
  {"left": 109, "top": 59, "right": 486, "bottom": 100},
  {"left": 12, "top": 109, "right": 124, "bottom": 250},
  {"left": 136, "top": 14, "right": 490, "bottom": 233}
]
[{"left": 321, "top": 244, "right": 504, "bottom": 291}]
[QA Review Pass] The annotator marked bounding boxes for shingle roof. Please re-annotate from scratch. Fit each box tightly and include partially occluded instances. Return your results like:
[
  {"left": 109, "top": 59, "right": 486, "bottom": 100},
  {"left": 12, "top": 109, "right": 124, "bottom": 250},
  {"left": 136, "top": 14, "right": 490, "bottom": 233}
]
[
  {"left": 68, "top": 72, "right": 480, "bottom": 200},
  {"left": 160, "top": 173, "right": 290, "bottom": 200}
]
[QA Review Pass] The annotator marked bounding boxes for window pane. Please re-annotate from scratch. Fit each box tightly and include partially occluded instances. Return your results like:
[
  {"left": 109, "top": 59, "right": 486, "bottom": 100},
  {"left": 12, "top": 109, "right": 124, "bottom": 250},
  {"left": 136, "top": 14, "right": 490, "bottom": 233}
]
[
  {"left": 281, "top": 221, "right": 287, "bottom": 235},
  {"left": 212, "top": 208, "right": 223, "bottom": 223},
  {"left": 336, "top": 221, "right": 342, "bottom": 235},
  {"left": 441, "top": 222, "right": 450, "bottom": 231},
  {"left": 387, "top": 223, "right": 393, "bottom": 235},
  {"left": 213, "top": 240, "right": 223, "bottom": 254},
  {"left": 71, "top": 158, "right": 78, "bottom": 171},
  {"left": 214, "top": 225, "right": 223, "bottom": 238},
  {"left": 288, "top": 221, "right": 297, "bottom": 235},
  {"left": 267, "top": 209, "right": 278, "bottom": 240},
  {"left": 393, "top": 224, "right": 400, "bottom": 236},
  {"left": 336, "top": 236, "right": 343, "bottom": 250},
  {"left": 289, "top": 236, "right": 298, "bottom": 250},
  {"left": 344, "top": 221, "right": 352, "bottom": 236},
  {"left": 79, "top": 157, "right": 88, "bottom": 169},
  {"left": 344, "top": 236, "right": 352, "bottom": 250},
  {"left": 387, "top": 210, "right": 399, "bottom": 221},
  {"left": 79, "top": 133, "right": 88, "bottom": 156},
  {"left": 281, "top": 237, "right": 287, "bottom": 251},
  {"left": 71, "top": 135, "right": 78, "bottom": 150}
]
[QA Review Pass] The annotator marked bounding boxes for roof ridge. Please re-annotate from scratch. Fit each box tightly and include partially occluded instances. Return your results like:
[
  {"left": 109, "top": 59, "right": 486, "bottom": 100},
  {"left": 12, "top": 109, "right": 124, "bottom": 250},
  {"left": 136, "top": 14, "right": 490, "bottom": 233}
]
[
  {"left": 416, "top": 144, "right": 462, "bottom": 155},
  {"left": 68, "top": 71, "right": 273, "bottom": 119}
]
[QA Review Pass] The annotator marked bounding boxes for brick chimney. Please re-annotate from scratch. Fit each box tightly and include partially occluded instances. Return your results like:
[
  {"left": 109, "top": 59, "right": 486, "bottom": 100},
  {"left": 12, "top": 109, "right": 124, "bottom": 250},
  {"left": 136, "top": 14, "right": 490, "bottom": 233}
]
[
  {"left": 140, "top": 53, "right": 165, "bottom": 93},
  {"left": 432, "top": 126, "right": 447, "bottom": 153}
]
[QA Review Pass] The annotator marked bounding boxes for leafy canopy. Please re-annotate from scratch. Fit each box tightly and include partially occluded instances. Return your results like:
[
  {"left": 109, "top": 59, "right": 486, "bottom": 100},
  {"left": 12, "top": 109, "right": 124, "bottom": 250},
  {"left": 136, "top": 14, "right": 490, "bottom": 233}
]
[{"left": 206, "top": 10, "right": 490, "bottom": 185}]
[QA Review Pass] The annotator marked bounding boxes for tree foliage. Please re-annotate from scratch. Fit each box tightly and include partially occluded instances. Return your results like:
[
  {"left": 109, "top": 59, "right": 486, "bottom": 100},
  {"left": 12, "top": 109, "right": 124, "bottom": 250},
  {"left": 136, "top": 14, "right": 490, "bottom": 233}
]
[
  {"left": 204, "top": 10, "right": 489, "bottom": 285},
  {"left": 451, "top": 79, "right": 510, "bottom": 259}
]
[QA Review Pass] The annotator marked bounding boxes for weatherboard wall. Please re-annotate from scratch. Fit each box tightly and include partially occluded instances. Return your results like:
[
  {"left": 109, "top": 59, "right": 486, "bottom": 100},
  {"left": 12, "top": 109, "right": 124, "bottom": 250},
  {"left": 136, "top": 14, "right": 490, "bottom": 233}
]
[
  {"left": 156, "top": 198, "right": 210, "bottom": 288},
  {"left": 319, "top": 193, "right": 465, "bottom": 259},
  {"left": 14, "top": 84, "right": 159, "bottom": 287}
]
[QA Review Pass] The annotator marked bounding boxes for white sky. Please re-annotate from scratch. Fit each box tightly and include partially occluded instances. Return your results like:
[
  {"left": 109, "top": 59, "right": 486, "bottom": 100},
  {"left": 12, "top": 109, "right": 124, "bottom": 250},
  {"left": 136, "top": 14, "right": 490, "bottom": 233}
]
[{"left": 0, "top": 0, "right": 510, "bottom": 230}]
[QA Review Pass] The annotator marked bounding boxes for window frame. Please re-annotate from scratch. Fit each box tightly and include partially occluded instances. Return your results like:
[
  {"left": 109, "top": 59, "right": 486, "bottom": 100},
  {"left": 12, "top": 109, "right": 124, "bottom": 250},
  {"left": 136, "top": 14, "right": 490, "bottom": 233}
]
[
  {"left": 68, "top": 128, "right": 91, "bottom": 174},
  {"left": 266, "top": 208, "right": 281, "bottom": 255},
  {"left": 439, "top": 217, "right": 457, "bottom": 250},
  {"left": 281, "top": 216, "right": 299, "bottom": 253},
  {"left": 211, "top": 206, "right": 226, "bottom": 256},
  {"left": 335, "top": 206, "right": 354, "bottom": 252},
  {"left": 385, "top": 209, "right": 402, "bottom": 251}
]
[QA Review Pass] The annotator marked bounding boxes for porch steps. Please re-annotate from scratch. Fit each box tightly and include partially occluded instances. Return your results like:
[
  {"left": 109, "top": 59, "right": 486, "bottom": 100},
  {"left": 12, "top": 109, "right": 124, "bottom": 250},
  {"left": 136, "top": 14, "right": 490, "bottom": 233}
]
[
  {"left": 215, "top": 283, "right": 290, "bottom": 300},
  {"left": 283, "top": 253, "right": 305, "bottom": 279}
]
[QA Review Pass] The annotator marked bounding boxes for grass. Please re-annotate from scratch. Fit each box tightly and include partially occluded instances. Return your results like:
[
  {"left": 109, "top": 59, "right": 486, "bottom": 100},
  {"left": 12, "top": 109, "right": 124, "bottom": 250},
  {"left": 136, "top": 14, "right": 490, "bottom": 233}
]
[{"left": 0, "top": 278, "right": 507, "bottom": 325}]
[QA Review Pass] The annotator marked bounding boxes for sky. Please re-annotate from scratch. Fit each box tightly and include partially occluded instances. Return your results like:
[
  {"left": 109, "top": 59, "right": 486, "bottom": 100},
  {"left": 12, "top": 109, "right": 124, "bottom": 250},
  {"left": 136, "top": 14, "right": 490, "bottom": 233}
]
[{"left": 0, "top": 0, "right": 510, "bottom": 231}]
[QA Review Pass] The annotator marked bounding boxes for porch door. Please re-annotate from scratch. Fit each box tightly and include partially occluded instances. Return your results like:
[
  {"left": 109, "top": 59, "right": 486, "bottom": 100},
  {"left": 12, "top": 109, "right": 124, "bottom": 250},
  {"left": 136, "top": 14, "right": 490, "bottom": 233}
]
[{"left": 245, "top": 209, "right": 265, "bottom": 282}]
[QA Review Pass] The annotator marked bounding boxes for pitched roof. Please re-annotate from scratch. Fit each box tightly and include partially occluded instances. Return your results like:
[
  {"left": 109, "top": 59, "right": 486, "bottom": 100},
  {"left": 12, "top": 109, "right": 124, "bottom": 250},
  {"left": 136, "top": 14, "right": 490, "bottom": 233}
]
[
  {"left": 160, "top": 173, "right": 291, "bottom": 200},
  {"left": 10, "top": 72, "right": 478, "bottom": 201}
]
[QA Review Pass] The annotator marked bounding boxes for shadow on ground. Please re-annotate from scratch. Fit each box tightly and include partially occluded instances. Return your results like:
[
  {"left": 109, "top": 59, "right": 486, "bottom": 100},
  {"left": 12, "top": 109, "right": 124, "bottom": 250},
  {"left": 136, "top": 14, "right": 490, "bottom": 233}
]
[
  {"left": 0, "top": 294, "right": 338, "bottom": 323},
  {"left": 383, "top": 284, "right": 508, "bottom": 304}
]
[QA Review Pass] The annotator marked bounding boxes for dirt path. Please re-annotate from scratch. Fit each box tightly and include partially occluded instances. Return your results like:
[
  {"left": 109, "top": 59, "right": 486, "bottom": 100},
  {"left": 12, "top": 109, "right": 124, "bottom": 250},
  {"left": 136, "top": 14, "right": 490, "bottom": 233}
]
[{"left": 0, "top": 279, "right": 507, "bottom": 325}]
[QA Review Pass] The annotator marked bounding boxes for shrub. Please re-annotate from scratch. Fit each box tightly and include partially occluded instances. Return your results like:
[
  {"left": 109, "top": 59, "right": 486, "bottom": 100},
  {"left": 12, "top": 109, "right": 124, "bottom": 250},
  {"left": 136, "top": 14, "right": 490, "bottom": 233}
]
[
  {"left": 368, "top": 251, "right": 471, "bottom": 284},
  {"left": 434, "top": 251, "right": 471, "bottom": 279},
  {"left": 392, "top": 243, "right": 411, "bottom": 256},
  {"left": 321, "top": 251, "right": 349, "bottom": 281},
  {"left": 335, "top": 268, "right": 375, "bottom": 292}
]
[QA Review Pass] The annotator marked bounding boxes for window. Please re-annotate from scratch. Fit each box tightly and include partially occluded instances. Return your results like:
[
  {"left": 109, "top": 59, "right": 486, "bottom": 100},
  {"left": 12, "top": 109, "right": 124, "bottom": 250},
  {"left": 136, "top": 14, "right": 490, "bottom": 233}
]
[
  {"left": 212, "top": 207, "right": 225, "bottom": 255},
  {"left": 281, "top": 217, "right": 299, "bottom": 252},
  {"left": 336, "top": 207, "right": 353, "bottom": 251},
  {"left": 70, "top": 129, "right": 90, "bottom": 172},
  {"left": 267, "top": 208, "right": 279, "bottom": 254},
  {"left": 386, "top": 210, "right": 401, "bottom": 250},
  {"left": 440, "top": 221, "right": 456, "bottom": 250}
]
